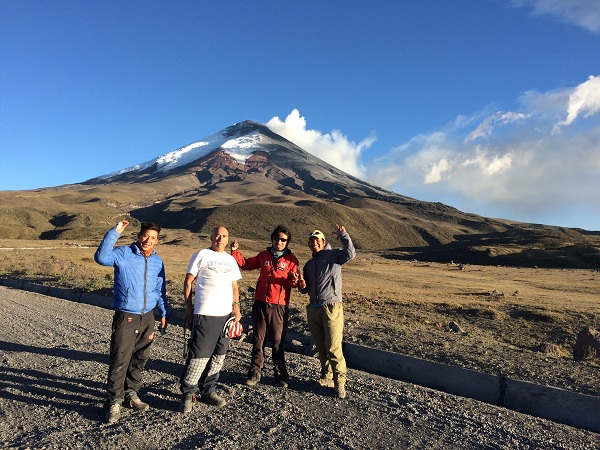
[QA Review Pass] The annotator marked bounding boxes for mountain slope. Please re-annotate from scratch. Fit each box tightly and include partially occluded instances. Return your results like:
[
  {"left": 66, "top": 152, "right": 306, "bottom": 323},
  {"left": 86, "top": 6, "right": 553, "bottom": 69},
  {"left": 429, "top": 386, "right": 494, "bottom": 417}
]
[
  {"left": 1, "top": 120, "right": 598, "bottom": 268},
  {"left": 86, "top": 120, "right": 405, "bottom": 202}
]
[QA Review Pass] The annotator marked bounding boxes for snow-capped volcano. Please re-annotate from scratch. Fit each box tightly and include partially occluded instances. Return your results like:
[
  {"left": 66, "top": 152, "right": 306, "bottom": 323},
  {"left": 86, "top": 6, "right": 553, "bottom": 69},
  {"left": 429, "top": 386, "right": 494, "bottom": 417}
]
[
  {"left": 87, "top": 120, "right": 401, "bottom": 202},
  {"left": 97, "top": 127, "right": 264, "bottom": 179}
]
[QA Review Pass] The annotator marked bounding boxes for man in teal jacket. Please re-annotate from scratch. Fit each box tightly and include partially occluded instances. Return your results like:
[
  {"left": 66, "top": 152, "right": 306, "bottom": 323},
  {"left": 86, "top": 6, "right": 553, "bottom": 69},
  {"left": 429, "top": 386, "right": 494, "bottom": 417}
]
[{"left": 95, "top": 220, "right": 169, "bottom": 423}]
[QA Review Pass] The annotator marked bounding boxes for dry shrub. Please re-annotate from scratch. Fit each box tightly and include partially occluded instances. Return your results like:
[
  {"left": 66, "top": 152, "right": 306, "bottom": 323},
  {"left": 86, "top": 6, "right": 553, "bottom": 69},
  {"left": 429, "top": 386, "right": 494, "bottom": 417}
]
[{"left": 537, "top": 342, "right": 570, "bottom": 357}]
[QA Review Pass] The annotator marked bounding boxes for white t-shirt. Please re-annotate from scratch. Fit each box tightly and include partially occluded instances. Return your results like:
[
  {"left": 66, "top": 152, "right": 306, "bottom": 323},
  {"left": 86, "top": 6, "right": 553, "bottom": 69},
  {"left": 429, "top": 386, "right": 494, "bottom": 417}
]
[{"left": 186, "top": 248, "right": 242, "bottom": 316}]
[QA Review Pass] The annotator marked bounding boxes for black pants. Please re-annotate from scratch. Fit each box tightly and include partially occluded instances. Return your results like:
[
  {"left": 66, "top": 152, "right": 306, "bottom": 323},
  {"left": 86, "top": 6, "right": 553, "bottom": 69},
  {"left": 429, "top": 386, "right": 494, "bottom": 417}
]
[
  {"left": 250, "top": 301, "right": 289, "bottom": 379},
  {"left": 107, "top": 310, "right": 155, "bottom": 404}
]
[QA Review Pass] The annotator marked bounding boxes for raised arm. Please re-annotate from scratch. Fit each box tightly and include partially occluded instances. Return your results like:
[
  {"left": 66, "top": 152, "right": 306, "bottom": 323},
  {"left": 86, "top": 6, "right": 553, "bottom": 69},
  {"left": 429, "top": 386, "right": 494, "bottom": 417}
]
[
  {"left": 94, "top": 220, "right": 129, "bottom": 266},
  {"left": 230, "top": 240, "right": 262, "bottom": 270},
  {"left": 334, "top": 224, "right": 356, "bottom": 265}
]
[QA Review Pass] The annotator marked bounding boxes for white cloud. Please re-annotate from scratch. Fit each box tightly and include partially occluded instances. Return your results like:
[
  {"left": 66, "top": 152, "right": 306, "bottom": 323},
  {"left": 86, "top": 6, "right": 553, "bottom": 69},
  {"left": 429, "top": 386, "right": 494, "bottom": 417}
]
[
  {"left": 369, "top": 131, "right": 458, "bottom": 188},
  {"left": 511, "top": 0, "right": 600, "bottom": 33},
  {"left": 462, "top": 148, "right": 514, "bottom": 175},
  {"left": 365, "top": 75, "right": 600, "bottom": 229},
  {"left": 465, "top": 111, "right": 528, "bottom": 142},
  {"left": 553, "top": 75, "right": 600, "bottom": 132},
  {"left": 518, "top": 87, "right": 571, "bottom": 119},
  {"left": 266, "top": 109, "right": 373, "bottom": 178},
  {"left": 425, "top": 158, "right": 451, "bottom": 184}
]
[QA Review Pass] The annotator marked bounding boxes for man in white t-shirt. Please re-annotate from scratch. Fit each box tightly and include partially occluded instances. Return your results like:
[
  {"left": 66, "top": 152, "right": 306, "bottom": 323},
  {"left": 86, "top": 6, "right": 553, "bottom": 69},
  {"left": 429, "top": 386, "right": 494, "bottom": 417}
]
[{"left": 179, "top": 225, "right": 242, "bottom": 413}]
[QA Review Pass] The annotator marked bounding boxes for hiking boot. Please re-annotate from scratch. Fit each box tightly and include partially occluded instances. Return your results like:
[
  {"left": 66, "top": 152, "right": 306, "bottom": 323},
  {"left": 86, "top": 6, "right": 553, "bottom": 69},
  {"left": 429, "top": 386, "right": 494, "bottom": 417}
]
[
  {"left": 316, "top": 377, "right": 335, "bottom": 388},
  {"left": 179, "top": 393, "right": 196, "bottom": 414},
  {"left": 275, "top": 377, "right": 289, "bottom": 388},
  {"left": 125, "top": 393, "right": 149, "bottom": 412},
  {"left": 201, "top": 392, "right": 227, "bottom": 407},
  {"left": 245, "top": 370, "right": 261, "bottom": 387},
  {"left": 105, "top": 402, "right": 122, "bottom": 424},
  {"left": 334, "top": 383, "right": 346, "bottom": 399}
]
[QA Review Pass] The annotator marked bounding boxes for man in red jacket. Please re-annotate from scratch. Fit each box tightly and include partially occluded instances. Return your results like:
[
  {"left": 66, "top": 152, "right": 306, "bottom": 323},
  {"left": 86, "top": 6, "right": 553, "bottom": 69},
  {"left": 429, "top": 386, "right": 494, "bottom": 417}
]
[{"left": 231, "top": 225, "right": 300, "bottom": 388}]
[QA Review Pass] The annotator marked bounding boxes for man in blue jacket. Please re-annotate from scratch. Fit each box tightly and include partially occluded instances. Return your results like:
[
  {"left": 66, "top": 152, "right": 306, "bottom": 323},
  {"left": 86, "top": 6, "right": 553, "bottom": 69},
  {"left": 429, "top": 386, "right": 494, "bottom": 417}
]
[
  {"left": 297, "top": 224, "right": 356, "bottom": 399},
  {"left": 95, "top": 220, "right": 169, "bottom": 424}
]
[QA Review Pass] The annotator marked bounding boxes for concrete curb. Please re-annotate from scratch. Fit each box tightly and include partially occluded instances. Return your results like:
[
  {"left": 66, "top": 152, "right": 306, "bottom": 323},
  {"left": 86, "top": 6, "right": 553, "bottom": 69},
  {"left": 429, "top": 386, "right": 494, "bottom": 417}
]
[
  {"left": 344, "top": 342, "right": 502, "bottom": 405},
  {"left": 2, "top": 278, "right": 23, "bottom": 289},
  {"left": 79, "top": 292, "right": 113, "bottom": 309},
  {"left": 504, "top": 379, "right": 600, "bottom": 433},
  {"left": 1, "top": 276, "right": 598, "bottom": 434},
  {"left": 47, "top": 286, "right": 83, "bottom": 302},
  {"left": 343, "top": 342, "right": 600, "bottom": 434},
  {"left": 22, "top": 281, "right": 49, "bottom": 295}
]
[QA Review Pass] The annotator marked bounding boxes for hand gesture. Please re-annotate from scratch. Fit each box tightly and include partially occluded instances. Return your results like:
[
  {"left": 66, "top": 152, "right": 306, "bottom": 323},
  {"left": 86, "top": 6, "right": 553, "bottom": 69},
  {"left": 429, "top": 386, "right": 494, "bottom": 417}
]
[
  {"left": 230, "top": 239, "right": 239, "bottom": 252},
  {"left": 288, "top": 271, "right": 301, "bottom": 287},
  {"left": 297, "top": 272, "right": 306, "bottom": 289},
  {"left": 335, "top": 224, "right": 346, "bottom": 235},
  {"left": 116, "top": 220, "right": 129, "bottom": 234},
  {"left": 288, "top": 271, "right": 299, "bottom": 282}
]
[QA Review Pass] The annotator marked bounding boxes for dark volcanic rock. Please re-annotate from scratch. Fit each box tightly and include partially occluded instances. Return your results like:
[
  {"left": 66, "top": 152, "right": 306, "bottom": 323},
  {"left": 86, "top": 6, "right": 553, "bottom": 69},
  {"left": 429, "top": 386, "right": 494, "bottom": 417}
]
[{"left": 573, "top": 327, "right": 600, "bottom": 360}]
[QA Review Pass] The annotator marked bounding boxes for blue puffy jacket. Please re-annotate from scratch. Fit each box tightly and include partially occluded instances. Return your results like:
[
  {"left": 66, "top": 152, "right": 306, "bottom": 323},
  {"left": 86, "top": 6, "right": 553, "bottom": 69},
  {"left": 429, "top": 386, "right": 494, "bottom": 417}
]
[{"left": 94, "top": 228, "right": 169, "bottom": 318}]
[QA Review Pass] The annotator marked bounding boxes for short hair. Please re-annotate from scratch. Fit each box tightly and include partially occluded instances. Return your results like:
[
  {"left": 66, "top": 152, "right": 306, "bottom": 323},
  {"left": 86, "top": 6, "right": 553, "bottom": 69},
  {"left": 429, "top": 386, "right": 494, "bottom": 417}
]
[
  {"left": 271, "top": 225, "right": 292, "bottom": 245},
  {"left": 139, "top": 222, "right": 161, "bottom": 235}
]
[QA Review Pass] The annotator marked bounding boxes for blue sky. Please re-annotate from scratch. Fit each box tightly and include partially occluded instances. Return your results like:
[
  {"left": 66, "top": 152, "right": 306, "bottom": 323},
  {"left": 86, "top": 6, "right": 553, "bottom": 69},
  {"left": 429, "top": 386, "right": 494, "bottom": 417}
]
[{"left": 1, "top": 0, "right": 599, "bottom": 230}]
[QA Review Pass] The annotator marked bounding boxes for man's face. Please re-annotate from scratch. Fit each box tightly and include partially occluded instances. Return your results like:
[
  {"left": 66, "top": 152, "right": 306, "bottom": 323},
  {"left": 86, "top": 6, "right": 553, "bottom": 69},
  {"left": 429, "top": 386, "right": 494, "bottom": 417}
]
[
  {"left": 138, "top": 230, "right": 159, "bottom": 254},
  {"left": 272, "top": 232, "right": 289, "bottom": 252},
  {"left": 211, "top": 226, "right": 229, "bottom": 252},
  {"left": 308, "top": 236, "right": 325, "bottom": 253}
]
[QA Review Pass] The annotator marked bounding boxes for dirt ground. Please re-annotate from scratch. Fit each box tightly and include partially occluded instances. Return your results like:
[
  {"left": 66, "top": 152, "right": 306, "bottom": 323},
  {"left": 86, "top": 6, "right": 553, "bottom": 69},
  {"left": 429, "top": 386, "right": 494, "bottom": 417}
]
[
  {"left": 1, "top": 288, "right": 599, "bottom": 449},
  {"left": 0, "top": 236, "right": 598, "bottom": 400}
]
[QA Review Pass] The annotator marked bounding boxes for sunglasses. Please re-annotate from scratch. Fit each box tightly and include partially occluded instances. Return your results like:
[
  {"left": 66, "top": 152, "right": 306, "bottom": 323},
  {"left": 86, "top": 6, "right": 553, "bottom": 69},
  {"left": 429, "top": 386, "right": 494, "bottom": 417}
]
[{"left": 274, "top": 237, "right": 288, "bottom": 242}]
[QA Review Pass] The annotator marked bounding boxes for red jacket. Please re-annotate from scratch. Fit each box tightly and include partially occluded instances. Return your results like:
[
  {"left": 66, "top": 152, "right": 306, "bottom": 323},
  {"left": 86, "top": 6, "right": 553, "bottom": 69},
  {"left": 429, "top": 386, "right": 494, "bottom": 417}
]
[{"left": 232, "top": 248, "right": 299, "bottom": 306}]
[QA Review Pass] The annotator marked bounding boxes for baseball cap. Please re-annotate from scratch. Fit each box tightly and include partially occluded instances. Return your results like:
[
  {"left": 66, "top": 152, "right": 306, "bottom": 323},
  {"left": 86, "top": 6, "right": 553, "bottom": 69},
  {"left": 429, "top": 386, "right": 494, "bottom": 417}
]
[{"left": 307, "top": 230, "right": 325, "bottom": 240}]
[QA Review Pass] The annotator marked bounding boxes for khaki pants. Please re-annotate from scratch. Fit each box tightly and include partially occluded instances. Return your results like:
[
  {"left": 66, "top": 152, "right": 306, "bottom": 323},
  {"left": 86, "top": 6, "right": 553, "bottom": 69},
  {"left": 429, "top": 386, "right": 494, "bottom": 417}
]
[{"left": 306, "top": 302, "right": 346, "bottom": 384}]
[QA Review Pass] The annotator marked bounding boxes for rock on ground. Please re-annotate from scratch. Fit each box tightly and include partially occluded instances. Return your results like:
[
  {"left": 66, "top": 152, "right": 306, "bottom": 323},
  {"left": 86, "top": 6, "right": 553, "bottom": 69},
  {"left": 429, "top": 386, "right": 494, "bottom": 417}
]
[
  {"left": 0, "top": 286, "right": 598, "bottom": 450},
  {"left": 573, "top": 327, "right": 600, "bottom": 360}
]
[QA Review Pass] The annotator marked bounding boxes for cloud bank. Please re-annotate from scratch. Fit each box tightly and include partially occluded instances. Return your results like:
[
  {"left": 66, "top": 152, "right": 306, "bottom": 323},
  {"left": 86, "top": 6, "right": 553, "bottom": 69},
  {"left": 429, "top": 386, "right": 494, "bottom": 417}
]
[
  {"left": 267, "top": 75, "right": 600, "bottom": 230},
  {"left": 368, "top": 75, "right": 600, "bottom": 228}
]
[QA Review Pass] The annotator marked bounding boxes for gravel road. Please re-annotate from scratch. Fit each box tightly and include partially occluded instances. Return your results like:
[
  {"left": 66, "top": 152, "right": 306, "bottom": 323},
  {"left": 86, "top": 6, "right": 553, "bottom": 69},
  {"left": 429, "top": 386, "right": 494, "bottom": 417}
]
[{"left": 0, "top": 286, "right": 598, "bottom": 449}]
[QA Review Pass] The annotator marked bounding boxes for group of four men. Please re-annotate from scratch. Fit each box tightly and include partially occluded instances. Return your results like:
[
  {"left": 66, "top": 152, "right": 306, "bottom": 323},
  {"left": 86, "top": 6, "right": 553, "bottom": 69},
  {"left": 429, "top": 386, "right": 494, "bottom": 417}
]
[{"left": 94, "top": 220, "right": 355, "bottom": 424}]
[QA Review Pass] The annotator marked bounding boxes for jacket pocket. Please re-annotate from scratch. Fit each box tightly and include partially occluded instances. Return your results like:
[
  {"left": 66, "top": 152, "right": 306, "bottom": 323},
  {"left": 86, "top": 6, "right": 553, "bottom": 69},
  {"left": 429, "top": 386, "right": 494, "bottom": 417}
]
[{"left": 111, "top": 311, "right": 126, "bottom": 332}]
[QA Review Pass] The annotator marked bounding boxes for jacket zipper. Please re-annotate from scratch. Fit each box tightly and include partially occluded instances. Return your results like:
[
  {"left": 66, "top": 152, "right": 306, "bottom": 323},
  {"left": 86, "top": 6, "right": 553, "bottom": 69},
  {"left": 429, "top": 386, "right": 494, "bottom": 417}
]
[{"left": 142, "top": 255, "right": 148, "bottom": 314}]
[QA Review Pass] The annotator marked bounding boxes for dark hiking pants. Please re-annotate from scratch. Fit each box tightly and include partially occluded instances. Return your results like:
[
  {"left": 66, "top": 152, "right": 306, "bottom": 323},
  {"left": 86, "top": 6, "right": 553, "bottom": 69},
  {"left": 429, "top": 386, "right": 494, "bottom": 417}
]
[
  {"left": 250, "top": 300, "right": 289, "bottom": 380},
  {"left": 107, "top": 310, "right": 155, "bottom": 404}
]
